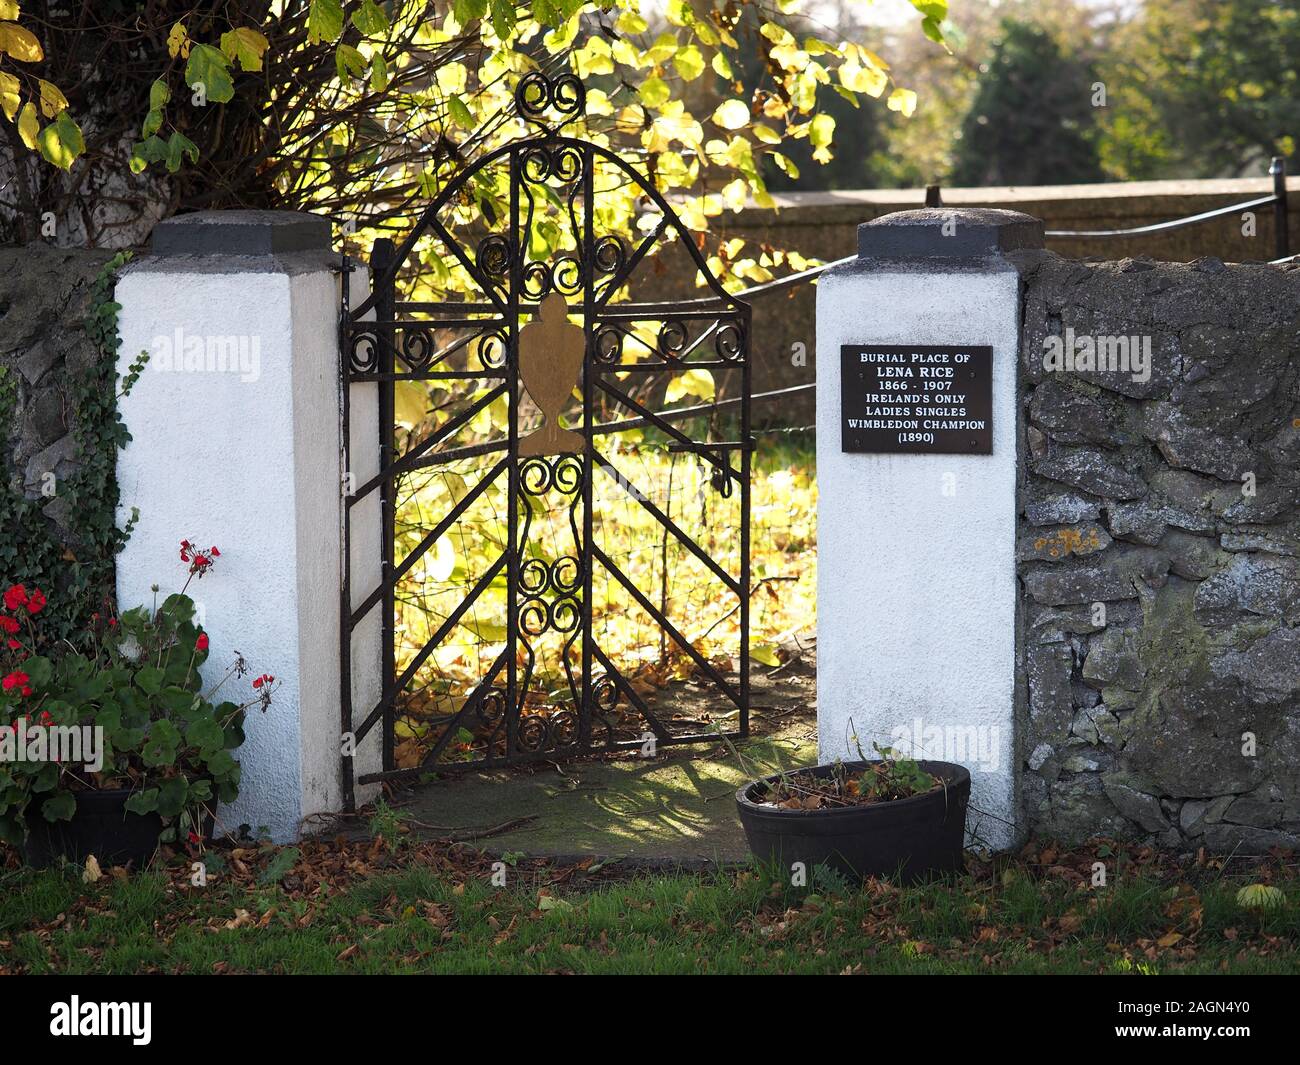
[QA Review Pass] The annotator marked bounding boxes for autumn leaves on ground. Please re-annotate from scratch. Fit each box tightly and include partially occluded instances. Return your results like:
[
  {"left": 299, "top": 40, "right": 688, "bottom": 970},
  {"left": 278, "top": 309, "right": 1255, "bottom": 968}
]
[{"left": 3, "top": 834, "right": 1299, "bottom": 974}]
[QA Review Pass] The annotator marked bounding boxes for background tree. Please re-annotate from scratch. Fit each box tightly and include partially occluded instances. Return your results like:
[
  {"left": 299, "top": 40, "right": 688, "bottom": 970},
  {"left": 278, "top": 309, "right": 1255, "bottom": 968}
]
[
  {"left": 951, "top": 18, "right": 1104, "bottom": 186},
  {"left": 1098, "top": 0, "right": 1300, "bottom": 179}
]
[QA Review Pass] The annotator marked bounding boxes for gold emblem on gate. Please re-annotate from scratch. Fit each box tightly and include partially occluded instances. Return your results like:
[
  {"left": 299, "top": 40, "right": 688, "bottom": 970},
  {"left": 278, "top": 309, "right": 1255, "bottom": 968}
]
[{"left": 518, "top": 292, "right": 586, "bottom": 456}]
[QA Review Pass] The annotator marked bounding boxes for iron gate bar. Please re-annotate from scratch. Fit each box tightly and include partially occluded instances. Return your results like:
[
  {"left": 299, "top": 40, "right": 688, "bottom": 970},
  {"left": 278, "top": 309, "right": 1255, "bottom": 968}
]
[
  {"left": 592, "top": 451, "right": 741, "bottom": 593},
  {"left": 594, "top": 221, "right": 667, "bottom": 306},
  {"left": 339, "top": 254, "right": 355, "bottom": 812},
  {"left": 347, "top": 457, "right": 509, "bottom": 630},
  {"left": 358, "top": 647, "right": 511, "bottom": 785},
  {"left": 397, "top": 381, "right": 810, "bottom": 473},
  {"left": 353, "top": 552, "right": 509, "bottom": 743},
  {"left": 391, "top": 552, "right": 509, "bottom": 705},
  {"left": 340, "top": 71, "right": 752, "bottom": 792},
  {"left": 349, "top": 370, "right": 511, "bottom": 383},
  {"left": 596, "top": 361, "right": 739, "bottom": 372},
  {"left": 589, "top": 642, "right": 674, "bottom": 741},
  {"left": 581, "top": 127, "right": 597, "bottom": 755},
  {"left": 591, "top": 542, "right": 744, "bottom": 708},
  {"left": 346, "top": 381, "right": 509, "bottom": 505},
  {"left": 374, "top": 238, "right": 397, "bottom": 777},
  {"left": 594, "top": 377, "right": 741, "bottom": 484}
]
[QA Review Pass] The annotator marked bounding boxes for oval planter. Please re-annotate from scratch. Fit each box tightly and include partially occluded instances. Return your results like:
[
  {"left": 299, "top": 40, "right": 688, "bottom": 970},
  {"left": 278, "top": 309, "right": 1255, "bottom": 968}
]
[
  {"left": 735, "top": 760, "right": 971, "bottom": 885},
  {"left": 23, "top": 788, "right": 165, "bottom": 870}
]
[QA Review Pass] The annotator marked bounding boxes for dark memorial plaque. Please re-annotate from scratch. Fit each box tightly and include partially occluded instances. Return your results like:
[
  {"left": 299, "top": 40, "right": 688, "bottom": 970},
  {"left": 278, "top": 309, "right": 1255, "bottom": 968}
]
[{"left": 840, "top": 344, "right": 993, "bottom": 455}]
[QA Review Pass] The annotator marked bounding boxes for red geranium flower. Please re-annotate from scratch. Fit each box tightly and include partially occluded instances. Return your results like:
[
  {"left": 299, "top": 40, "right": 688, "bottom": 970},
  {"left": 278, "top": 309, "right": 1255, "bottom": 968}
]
[
  {"left": 180, "top": 539, "right": 219, "bottom": 577},
  {"left": 252, "top": 673, "right": 274, "bottom": 689},
  {"left": 3, "top": 670, "right": 31, "bottom": 692},
  {"left": 3, "top": 584, "right": 27, "bottom": 611},
  {"left": 6, "top": 639, "right": 19, "bottom": 651},
  {"left": 0, "top": 616, "right": 18, "bottom": 634},
  {"left": 196, "top": 633, "right": 209, "bottom": 651},
  {"left": 25, "top": 589, "right": 46, "bottom": 615}
]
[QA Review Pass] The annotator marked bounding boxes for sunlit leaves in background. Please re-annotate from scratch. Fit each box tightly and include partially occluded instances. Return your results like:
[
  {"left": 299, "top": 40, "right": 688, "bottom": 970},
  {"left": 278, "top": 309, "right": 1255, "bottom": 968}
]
[
  {"left": 112, "top": 0, "right": 939, "bottom": 296},
  {"left": 389, "top": 435, "right": 816, "bottom": 768}
]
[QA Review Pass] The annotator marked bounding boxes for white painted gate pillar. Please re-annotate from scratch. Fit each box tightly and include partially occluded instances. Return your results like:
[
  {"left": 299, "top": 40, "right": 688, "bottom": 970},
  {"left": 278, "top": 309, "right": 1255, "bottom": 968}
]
[
  {"left": 815, "top": 208, "right": 1044, "bottom": 851},
  {"left": 114, "top": 211, "right": 373, "bottom": 842}
]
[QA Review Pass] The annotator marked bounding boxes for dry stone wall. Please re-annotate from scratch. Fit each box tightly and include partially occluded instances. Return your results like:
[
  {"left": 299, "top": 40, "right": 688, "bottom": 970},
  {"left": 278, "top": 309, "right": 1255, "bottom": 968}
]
[{"left": 1018, "top": 255, "right": 1300, "bottom": 852}]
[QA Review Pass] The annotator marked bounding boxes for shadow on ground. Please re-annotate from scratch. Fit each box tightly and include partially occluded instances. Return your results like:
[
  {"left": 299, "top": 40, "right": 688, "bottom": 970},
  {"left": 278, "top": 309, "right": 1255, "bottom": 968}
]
[{"left": 338, "top": 637, "right": 818, "bottom": 867}]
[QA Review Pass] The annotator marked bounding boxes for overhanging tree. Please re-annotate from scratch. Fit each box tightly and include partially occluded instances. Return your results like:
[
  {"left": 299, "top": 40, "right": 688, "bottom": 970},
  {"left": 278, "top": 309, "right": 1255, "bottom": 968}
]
[{"left": 0, "top": 0, "right": 947, "bottom": 271}]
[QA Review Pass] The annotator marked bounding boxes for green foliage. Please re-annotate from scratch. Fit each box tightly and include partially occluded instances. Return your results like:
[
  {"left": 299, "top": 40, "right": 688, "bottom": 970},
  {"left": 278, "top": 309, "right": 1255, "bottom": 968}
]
[
  {"left": 0, "top": 252, "right": 139, "bottom": 645},
  {"left": 855, "top": 744, "right": 936, "bottom": 802},
  {"left": 0, "top": 592, "right": 253, "bottom": 846},
  {"left": 1098, "top": 0, "right": 1300, "bottom": 179},
  {"left": 6, "top": 853, "right": 1300, "bottom": 974},
  {"left": 952, "top": 18, "right": 1104, "bottom": 186}
]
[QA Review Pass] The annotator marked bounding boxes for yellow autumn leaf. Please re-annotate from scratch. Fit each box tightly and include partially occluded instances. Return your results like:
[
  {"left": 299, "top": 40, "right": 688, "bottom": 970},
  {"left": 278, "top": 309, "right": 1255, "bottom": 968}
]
[
  {"left": 221, "top": 27, "right": 270, "bottom": 73},
  {"left": 17, "top": 98, "right": 37, "bottom": 147},
  {"left": 1237, "top": 884, "right": 1285, "bottom": 911},
  {"left": 759, "top": 21, "right": 795, "bottom": 47},
  {"left": 167, "top": 21, "right": 191, "bottom": 59},
  {"left": 666, "top": 368, "right": 715, "bottom": 403},
  {"left": 615, "top": 11, "right": 647, "bottom": 34},
  {"left": 840, "top": 60, "right": 887, "bottom": 98},
  {"left": 0, "top": 21, "right": 43, "bottom": 62},
  {"left": 615, "top": 103, "right": 645, "bottom": 135},
  {"left": 82, "top": 854, "right": 103, "bottom": 884},
  {"left": 711, "top": 99, "right": 749, "bottom": 130},
  {"left": 37, "top": 78, "right": 67, "bottom": 118},
  {"left": 0, "top": 2, "right": 17, "bottom": 19},
  {"left": 762, "top": 96, "right": 789, "bottom": 120},
  {"left": 858, "top": 46, "right": 890, "bottom": 71},
  {"left": 887, "top": 87, "right": 918, "bottom": 117},
  {"left": 0, "top": 69, "right": 18, "bottom": 119},
  {"left": 638, "top": 76, "right": 670, "bottom": 110},
  {"left": 721, "top": 177, "right": 748, "bottom": 211},
  {"left": 574, "top": 37, "right": 613, "bottom": 79},
  {"left": 809, "top": 112, "right": 835, "bottom": 149},
  {"left": 674, "top": 45, "right": 705, "bottom": 82}
]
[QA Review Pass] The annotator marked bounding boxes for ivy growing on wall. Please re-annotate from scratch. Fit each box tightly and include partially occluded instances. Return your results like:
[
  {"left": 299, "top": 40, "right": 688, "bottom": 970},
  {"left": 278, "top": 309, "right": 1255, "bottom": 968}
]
[{"left": 0, "top": 251, "right": 143, "bottom": 642}]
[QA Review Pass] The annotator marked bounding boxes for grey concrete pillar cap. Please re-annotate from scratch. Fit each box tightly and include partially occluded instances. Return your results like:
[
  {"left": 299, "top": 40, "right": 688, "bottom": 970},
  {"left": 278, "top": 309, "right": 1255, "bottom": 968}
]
[
  {"left": 858, "top": 207, "right": 1044, "bottom": 260},
  {"left": 150, "top": 209, "right": 332, "bottom": 257}
]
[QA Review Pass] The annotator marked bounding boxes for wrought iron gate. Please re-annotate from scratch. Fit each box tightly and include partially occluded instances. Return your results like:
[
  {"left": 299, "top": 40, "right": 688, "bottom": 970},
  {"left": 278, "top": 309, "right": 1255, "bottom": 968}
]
[{"left": 339, "top": 72, "right": 751, "bottom": 803}]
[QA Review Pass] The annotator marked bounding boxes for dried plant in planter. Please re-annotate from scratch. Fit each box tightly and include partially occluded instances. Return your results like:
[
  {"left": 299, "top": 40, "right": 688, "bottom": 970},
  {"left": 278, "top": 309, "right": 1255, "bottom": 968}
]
[{"left": 754, "top": 744, "right": 941, "bottom": 811}]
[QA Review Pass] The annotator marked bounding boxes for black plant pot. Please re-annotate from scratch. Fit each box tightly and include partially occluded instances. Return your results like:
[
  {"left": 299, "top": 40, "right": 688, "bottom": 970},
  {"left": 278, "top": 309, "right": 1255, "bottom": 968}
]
[
  {"left": 23, "top": 789, "right": 165, "bottom": 870},
  {"left": 736, "top": 760, "right": 971, "bottom": 885}
]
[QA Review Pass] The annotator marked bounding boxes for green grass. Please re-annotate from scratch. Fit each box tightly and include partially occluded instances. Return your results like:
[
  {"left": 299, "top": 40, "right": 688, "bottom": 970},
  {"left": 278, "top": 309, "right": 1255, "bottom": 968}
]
[{"left": 3, "top": 841, "right": 1300, "bottom": 974}]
